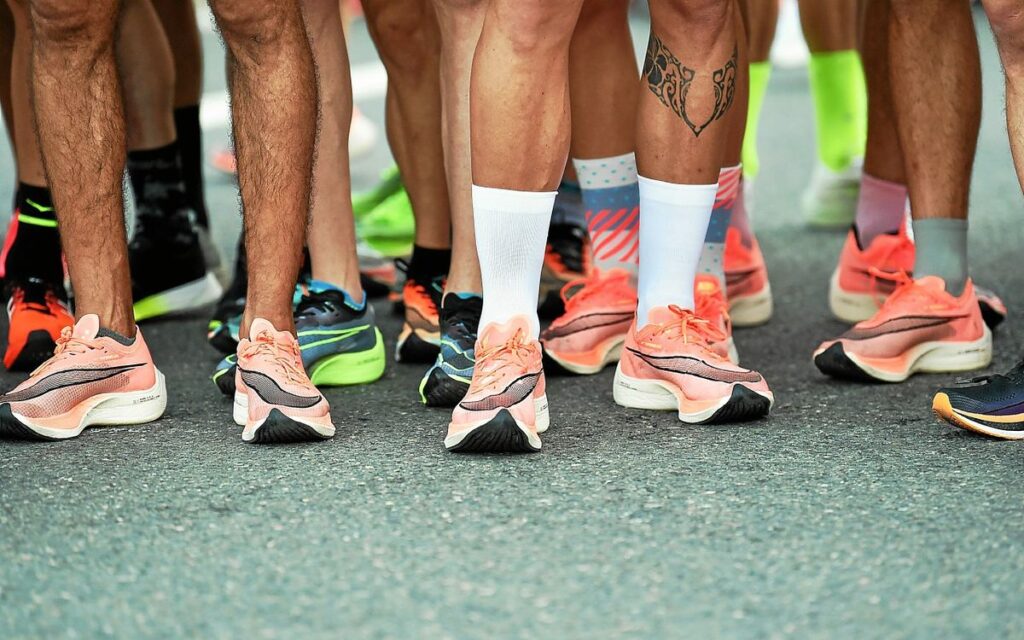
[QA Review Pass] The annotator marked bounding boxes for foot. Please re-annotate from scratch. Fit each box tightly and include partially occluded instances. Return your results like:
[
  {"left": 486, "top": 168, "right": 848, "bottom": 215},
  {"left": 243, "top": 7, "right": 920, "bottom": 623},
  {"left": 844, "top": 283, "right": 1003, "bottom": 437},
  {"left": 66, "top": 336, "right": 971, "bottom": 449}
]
[
  {"left": 234, "top": 318, "right": 335, "bottom": 443},
  {"left": 420, "top": 293, "right": 482, "bottom": 407},
  {"left": 130, "top": 211, "right": 223, "bottom": 321},
  {"left": 814, "top": 276, "right": 992, "bottom": 383},
  {"left": 446, "top": 317, "right": 547, "bottom": 453},
  {"left": 613, "top": 305, "right": 773, "bottom": 423},
  {"left": 802, "top": 160, "right": 861, "bottom": 229},
  {"left": 4, "top": 278, "right": 74, "bottom": 371},
  {"left": 540, "top": 269, "right": 635, "bottom": 375},
  {"left": 724, "top": 227, "right": 773, "bottom": 327},
  {"left": 396, "top": 275, "right": 443, "bottom": 364},
  {"left": 539, "top": 222, "right": 590, "bottom": 319},
  {"left": 933, "top": 361, "right": 1024, "bottom": 440},
  {"left": 0, "top": 314, "right": 166, "bottom": 440},
  {"left": 695, "top": 274, "right": 738, "bottom": 364}
]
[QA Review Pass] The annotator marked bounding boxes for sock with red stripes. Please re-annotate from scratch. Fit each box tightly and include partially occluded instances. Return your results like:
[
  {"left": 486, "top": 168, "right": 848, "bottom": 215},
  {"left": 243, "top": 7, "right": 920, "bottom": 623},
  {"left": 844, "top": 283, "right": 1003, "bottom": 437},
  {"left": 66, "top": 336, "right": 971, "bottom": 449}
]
[
  {"left": 698, "top": 165, "right": 742, "bottom": 283},
  {"left": 572, "top": 153, "right": 640, "bottom": 282}
]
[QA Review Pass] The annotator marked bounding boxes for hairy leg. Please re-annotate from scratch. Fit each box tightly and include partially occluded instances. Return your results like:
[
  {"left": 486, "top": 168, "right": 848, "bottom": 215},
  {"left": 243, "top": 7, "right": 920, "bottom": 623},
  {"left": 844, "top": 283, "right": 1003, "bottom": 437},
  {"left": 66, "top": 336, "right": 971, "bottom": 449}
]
[
  {"left": 471, "top": 0, "right": 583, "bottom": 190},
  {"left": 983, "top": 0, "right": 1024, "bottom": 192},
  {"left": 887, "top": 0, "right": 979, "bottom": 220},
  {"left": 362, "top": 0, "right": 451, "bottom": 250},
  {"left": 432, "top": 0, "right": 485, "bottom": 294},
  {"left": 29, "top": 0, "right": 133, "bottom": 333},
  {"left": 0, "top": 0, "right": 14, "bottom": 153},
  {"left": 301, "top": 0, "right": 360, "bottom": 295},
  {"left": 210, "top": 0, "right": 316, "bottom": 333},
  {"left": 8, "top": 0, "right": 45, "bottom": 186},
  {"left": 117, "top": 0, "right": 176, "bottom": 151}
]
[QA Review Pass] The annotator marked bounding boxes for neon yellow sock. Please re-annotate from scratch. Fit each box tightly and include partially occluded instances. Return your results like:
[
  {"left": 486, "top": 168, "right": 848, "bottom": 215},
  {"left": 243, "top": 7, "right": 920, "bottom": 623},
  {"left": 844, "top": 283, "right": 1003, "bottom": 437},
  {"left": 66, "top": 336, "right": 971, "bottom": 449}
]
[
  {"left": 742, "top": 61, "right": 771, "bottom": 179},
  {"left": 808, "top": 50, "right": 867, "bottom": 172}
]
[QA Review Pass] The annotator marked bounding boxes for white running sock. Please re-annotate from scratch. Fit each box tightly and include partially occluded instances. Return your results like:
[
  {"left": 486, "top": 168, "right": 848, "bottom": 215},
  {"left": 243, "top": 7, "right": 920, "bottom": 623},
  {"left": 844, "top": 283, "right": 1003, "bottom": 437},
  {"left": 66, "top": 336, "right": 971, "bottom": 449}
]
[
  {"left": 637, "top": 176, "right": 718, "bottom": 327},
  {"left": 472, "top": 185, "right": 557, "bottom": 339}
]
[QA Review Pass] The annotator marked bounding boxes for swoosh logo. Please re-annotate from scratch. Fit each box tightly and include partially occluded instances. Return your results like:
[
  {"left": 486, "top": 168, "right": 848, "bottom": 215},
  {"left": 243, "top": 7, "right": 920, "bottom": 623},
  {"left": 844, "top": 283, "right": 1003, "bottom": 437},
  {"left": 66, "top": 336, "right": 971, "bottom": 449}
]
[
  {"left": 841, "top": 315, "right": 960, "bottom": 341},
  {"left": 459, "top": 372, "right": 540, "bottom": 412},
  {"left": 543, "top": 311, "right": 634, "bottom": 340},
  {"left": 239, "top": 368, "right": 323, "bottom": 409},
  {"left": 628, "top": 348, "right": 762, "bottom": 383},
  {"left": 1, "top": 364, "right": 145, "bottom": 403}
]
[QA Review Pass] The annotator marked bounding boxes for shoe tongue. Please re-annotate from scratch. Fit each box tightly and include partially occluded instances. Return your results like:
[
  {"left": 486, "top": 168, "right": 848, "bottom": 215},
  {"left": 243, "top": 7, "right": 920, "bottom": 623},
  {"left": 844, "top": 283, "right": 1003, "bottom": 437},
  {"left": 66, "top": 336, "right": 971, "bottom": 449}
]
[
  {"left": 73, "top": 314, "right": 101, "bottom": 340},
  {"left": 480, "top": 317, "right": 530, "bottom": 347},
  {"left": 645, "top": 306, "right": 688, "bottom": 326},
  {"left": 249, "top": 317, "right": 288, "bottom": 341},
  {"left": 915, "top": 275, "right": 947, "bottom": 293},
  {"left": 694, "top": 275, "right": 723, "bottom": 296}
]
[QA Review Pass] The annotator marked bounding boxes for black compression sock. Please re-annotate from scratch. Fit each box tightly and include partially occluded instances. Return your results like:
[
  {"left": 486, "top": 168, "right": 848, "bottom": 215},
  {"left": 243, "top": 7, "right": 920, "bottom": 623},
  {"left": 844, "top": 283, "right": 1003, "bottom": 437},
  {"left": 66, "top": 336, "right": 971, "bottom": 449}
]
[
  {"left": 3, "top": 183, "right": 63, "bottom": 285},
  {"left": 174, "top": 105, "right": 209, "bottom": 229},
  {"left": 127, "top": 141, "right": 193, "bottom": 225},
  {"left": 407, "top": 245, "right": 451, "bottom": 283}
]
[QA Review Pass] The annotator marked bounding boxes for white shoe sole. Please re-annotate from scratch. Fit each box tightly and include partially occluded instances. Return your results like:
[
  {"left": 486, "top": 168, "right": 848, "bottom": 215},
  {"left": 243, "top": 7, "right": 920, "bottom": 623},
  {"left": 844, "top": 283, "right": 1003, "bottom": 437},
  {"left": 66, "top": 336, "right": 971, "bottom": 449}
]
[
  {"left": 233, "top": 391, "right": 336, "bottom": 442},
  {"left": 134, "top": 272, "right": 225, "bottom": 322},
  {"left": 828, "top": 269, "right": 879, "bottom": 324},
  {"left": 0, "top": 371, "right": 166, "bottom": 440},
  {"left": 613, "top": 366, "right": 773, "bottom": 424},
  {"left": 729, "top": 282, "right": 773, "bottom": 327},
  {"left": 544, "top": 336, "right": 624, "bottom": 375}
]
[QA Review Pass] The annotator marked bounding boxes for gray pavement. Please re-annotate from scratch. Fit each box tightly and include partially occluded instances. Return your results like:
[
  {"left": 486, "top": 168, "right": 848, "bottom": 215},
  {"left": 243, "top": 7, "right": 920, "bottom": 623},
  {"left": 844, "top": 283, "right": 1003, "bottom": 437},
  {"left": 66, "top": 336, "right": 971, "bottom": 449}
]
[{"left": 2, "top": 9, "right": 1024, "bottom": 639}]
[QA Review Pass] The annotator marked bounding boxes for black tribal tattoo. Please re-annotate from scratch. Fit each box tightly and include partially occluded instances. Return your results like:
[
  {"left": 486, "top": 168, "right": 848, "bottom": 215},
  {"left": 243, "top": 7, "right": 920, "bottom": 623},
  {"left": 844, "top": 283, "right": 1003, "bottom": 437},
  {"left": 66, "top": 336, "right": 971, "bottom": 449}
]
[{"left": 643, "top": 34, "right": 737, "bottom": 138}]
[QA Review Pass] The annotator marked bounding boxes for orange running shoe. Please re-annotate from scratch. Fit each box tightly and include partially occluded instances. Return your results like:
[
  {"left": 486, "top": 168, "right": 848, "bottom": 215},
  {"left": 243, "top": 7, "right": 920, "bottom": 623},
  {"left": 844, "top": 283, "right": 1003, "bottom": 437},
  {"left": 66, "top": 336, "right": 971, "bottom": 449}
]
[
  {"left": 723, "top": 227, "right": 773, "bottom": 327},
  {"left": 539, "top": 223, "right": 591, "bottom": 318},
  {"left": 446, "top": 316, "right": 548, "bottom": 453},
  {"left": 694, "top": 274, "right": 738, "bottom": 363},
  {"left": 234, "top": 318, "right": 334, "bottom": 443},
  {"left": 0, "top": 314, "right": 166, "bottom": 440},
  {"left": 540, "top": 269, "right": 635, "bottom": 375},
  {"left": 396, "top": 276, "right": 443, "bottom": 363},
  {"left": 814, "top": 275, "right": 992, "bottom": 382},
  {"left": 210, "top": 147, "right": 237, "bottom": 176},
  {"left": 4, "top": 279, "right": 74, "bottom": 371},
  {"left": 613, "top": 305, "right": 773, "bottom": 423},
  {"left": 829, "top": 226, "right": 914, "bottom": 323}
]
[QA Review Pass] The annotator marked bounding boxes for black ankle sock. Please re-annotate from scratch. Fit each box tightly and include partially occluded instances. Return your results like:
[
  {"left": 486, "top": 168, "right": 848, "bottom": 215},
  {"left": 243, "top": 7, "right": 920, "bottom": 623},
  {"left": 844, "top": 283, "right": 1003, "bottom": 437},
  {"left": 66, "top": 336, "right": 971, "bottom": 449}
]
[
  {"left": 127, "top": 141, "right": 193, "bottom": 226},
  {"left": 3, "top": 183, "right": 63, "bottom": 285},
  {"left": 407, "top": 245, "right": 451, "bottom": 283},
  {"left": 173, "top": 105, "right": 209, "bottom": 229}
]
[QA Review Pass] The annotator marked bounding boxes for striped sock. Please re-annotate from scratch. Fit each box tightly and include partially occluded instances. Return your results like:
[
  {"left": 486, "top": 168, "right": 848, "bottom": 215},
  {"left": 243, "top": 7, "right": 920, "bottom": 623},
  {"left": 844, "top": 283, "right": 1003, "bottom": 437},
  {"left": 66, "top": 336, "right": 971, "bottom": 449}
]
[
  {"left": 698, "top": 165, "right": 742, "bottom": 283},
  {"left": 573, "top": 153, "right": 640, "bottom": 280}
]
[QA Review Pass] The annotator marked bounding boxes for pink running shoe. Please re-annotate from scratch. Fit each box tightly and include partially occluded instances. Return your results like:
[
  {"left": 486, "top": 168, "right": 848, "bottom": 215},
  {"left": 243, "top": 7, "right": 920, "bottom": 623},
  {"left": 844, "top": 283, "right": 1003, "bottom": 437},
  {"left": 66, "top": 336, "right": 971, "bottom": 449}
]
[
  {"left": 695, "top": 274, "right": 739, "bottom": 364},
  {"left": 814, "top": 275, "right": 992, "bottom": 382},
  {"left": 541, "top": 269, "right": 636, "bottom": 375},
  {"left": 0, "top": 314, "right": 166, "bottom": 440},
  {"left": 829, "top": 226, "right": 914, "bottom": 323},
  {"left": 613, "top": 305, "right": 773, "bottom": 423},
  {"left": 234, "top": 318, "right": 335, "bottom": 443},
  {"left": 724, "top": 227, "right": 773, "bottom": 327},
  {"left": 446, "top": 316, "right": 548, "bottom": 453}
]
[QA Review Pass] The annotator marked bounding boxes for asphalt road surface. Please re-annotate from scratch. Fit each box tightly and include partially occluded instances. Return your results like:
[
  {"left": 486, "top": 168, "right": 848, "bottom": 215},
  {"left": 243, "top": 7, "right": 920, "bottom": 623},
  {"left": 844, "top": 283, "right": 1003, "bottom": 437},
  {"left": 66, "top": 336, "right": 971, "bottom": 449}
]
[{"left": 2, "top": 9, "right": 1023, "bottom": 639}]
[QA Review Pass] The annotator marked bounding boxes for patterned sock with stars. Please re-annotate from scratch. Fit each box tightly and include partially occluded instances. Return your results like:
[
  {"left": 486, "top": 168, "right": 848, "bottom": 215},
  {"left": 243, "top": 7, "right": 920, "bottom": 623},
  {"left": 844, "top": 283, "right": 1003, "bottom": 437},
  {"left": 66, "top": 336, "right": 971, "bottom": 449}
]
[
  {"left": 572, "top": 152, "right": 640, "bottom": 282},
  {"left": 697, "top": 165, "right": 742, "bottom": 285}
]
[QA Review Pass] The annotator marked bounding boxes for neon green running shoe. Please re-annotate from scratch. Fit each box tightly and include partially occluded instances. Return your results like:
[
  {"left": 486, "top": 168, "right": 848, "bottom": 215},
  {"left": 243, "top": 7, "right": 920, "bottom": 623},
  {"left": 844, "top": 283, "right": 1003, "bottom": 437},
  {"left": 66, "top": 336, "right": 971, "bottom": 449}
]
[
  {"left": 357, "top": 187, "right": 416, "bottom": 254},
  {"left": 353, "top": 165, "right": 403, "bottom": 219}
]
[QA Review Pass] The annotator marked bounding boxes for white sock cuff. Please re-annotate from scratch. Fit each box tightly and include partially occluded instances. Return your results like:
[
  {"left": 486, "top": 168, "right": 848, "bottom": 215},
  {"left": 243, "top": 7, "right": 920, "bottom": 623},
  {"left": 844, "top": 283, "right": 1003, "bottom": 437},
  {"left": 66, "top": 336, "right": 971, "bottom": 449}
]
[
  {"left": 573, "top": 153, "right": 639, "bottom": 188},
  {"left": 472, "top": 185, "right": 557, "bottom": 215},
  {"left": 638, "top": 176, "right": 718, "bottom": 206}
]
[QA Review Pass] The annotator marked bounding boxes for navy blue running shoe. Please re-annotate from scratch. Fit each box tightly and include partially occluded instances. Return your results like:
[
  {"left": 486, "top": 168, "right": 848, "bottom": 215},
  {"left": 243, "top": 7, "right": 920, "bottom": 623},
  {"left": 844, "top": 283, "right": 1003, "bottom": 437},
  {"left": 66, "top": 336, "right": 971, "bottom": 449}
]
[
  {"left": 933, "top": 360, "right": 1024, "bottom": 440},
  {"left": 419, "top": 293, "right": 482, "bottom": 407}
]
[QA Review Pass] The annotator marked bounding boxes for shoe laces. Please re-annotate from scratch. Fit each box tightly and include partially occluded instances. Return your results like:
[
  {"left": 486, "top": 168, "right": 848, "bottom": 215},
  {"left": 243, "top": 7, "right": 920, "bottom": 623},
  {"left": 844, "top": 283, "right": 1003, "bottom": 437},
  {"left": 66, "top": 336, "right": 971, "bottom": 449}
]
[
  {"left": 869, "top": 269, "right": 955, "bottom": 311},
  {"left": 561, "top": 270, "right": 631, "bottom": 309},
  {"left": 30, "top": 326, "right": 101, "bottom": 376},
  {"left": 240, "top": 331, "right": 306, "bottom": 385},
  {"left": 474, "top": 328, "right": 533, "bottom": 385},
  {"left": 863, "top": 232, "right": 916, "bottom": 303},
  {"left": 695, "top": 287, "right": 731, "bottom": 331},
  {"left": 642, "top": 305, "right": 726, "bottom": 350}
]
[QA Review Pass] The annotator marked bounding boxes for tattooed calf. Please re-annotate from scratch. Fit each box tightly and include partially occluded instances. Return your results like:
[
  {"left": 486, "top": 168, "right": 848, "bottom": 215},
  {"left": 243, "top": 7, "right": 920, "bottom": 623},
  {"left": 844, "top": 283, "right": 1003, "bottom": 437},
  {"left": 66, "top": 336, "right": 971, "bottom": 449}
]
[{"left": 643, "top": 34, "right": 737, "bottom": 138}]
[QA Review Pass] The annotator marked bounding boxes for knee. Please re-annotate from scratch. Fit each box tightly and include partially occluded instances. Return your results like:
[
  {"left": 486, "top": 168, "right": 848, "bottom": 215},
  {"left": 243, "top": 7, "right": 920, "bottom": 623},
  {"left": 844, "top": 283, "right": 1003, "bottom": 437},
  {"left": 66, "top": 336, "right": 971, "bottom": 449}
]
[
  {"left": 492, "top": 0, "right": 581, "bottom": 54},
  {"left": 577, "top": 0, "right": 630, "bottom": 29},
  {"left": 985, "top": 0, "right": 1024, "bottom": 64},
  {"left": 365, "top": 0, "right": 439, "bottom": 73},
  {"left": 655, "top": 0, "right": 729, "bottom": 32},
  {"left": 29, "top": 0, "right": 115, "bottom": 51},
  {"left": 210, "top": 0, "right": 295, "bottom": 56}
]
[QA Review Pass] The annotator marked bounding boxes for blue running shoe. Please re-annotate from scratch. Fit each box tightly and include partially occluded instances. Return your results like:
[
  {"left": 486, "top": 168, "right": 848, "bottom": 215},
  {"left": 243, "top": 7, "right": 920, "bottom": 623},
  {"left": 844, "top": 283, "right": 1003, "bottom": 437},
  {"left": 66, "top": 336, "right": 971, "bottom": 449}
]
[
  {"left": 933, "top": 360, "right": 1024, "bottom": 440},
  {"left": 419, "top": 293, "right": 482, "bottom": 407},
  {"left": 212, "top": 282, "right": 386, "bottom": 395}
]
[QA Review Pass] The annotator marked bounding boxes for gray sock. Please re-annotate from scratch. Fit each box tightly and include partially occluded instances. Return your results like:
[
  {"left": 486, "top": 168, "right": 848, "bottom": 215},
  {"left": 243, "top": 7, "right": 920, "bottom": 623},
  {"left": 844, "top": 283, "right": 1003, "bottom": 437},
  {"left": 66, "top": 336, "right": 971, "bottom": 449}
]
[
  {"left": 911, "top": 218, "right": 968, "bottom": 295},
  {"left": 97, "top": 326, "right": 137, "bottom": 346}
]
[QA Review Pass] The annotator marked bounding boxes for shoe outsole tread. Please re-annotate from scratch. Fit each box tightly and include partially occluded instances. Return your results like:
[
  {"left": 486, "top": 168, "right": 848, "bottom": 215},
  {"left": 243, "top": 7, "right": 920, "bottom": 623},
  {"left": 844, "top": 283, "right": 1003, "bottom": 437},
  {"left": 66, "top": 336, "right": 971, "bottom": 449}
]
[
  {"left": 813, "top": 343, "right": 880, "bottom": 383},
  {"left": 248, "top": 409, "right": 331, "bottom": 444},
  {"left": 448, "top": 410, "right": 539, "bottom": 454},
  {"left": 0, "top": 404, "right": 57, "bottom": 441}
]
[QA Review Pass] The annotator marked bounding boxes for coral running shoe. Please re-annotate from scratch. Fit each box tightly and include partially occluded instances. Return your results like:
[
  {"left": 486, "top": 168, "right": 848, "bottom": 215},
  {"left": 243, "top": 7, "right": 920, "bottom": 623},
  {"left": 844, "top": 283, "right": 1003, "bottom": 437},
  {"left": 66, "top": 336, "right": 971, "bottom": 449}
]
[
  {"left": 932, "top": 360, "right": 1024, "bottom": 440},
  {"left": 446, "top": 317, "right": 548, "bottom": 453},
  {"left": 829, "top": 226, "right": 914, "bottom": 324},
  {"left": 396, "top": 275, "right": 443, "bottom": 363},
  {"left": 541, "top": 269, "right": 635, "bottom": 375},
  {"left": 723, "top": 227, "right": 773, "bottom": 327},
  {"left": 694, "top": 274, "right": 739, "bottom": 363},
  {"left": 5, "top": 279, "right": 74, "bottom": 371},
  {"left": 234, "top": 318, "right": 335, "bottom": 443},
  {"left": 0, "top": 314, "right": 166, "bottom": 440},
  {"left": 420, "top": 293, "right": 482, "bottom": 407},
  {"left": 613, "top": 305, "right": 773, "bottom": 423},
  {"left": 814, "top": 275, "right": 992, "bottom": 382}
]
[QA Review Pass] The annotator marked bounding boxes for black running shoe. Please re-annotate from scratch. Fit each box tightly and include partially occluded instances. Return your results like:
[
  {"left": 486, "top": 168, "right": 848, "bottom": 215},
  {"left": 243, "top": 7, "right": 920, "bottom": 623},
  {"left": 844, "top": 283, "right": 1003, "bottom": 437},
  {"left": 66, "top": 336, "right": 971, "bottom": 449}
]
[
  {"left": 131, "top": 208, "right": 222, "bottom": 321},
  {"left": 933, "top": 360, "right": 1024, "bottom": 440},
  {"left": 539, "top": 222, "right": 589, "bottom": 319},
  {"left": 419, "top": 293, "right": 482, "bottom": 407}
]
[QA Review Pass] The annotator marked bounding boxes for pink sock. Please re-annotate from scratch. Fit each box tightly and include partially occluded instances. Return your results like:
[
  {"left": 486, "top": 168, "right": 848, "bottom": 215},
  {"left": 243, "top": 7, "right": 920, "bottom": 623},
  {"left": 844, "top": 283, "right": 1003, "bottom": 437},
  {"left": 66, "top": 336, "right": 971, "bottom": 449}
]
[
  {"left": 854, "top": 173, "right": 908, "bottom": 246},
  {"left": 730, "top": 178, "right": 754, "bottom": 248}
]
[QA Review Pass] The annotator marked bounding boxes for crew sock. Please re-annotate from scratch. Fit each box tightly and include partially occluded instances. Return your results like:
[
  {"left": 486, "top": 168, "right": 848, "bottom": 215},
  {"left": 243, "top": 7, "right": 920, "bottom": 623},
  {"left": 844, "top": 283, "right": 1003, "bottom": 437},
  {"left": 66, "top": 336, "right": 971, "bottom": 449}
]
[
  {"left": 174, "top": 105, "right": 209, "bottom": 229},
  {"left": 407, "top": 245, "right": 451, "bottom": 284},
  {"left": 854, "top": 173, "right": 907, "bottom": 246},
  {"left": 912, "top": 218, "right": 968, "bottom": 295},
  {"left": 742, "top": 61, "right": 771, "bottom": 179},
  {"left": 573, "top": 153, "right": 641, "bottom": 280},
  {"left": 698, "top": 165, "right": 742, "bottom": 282},
  {"left": 126, "top": 141, "right": 193, "bottom": 226},
  {"left": 0, "top": 183, "right": 63, "bottom": 285},
  {"left": 808, "top": 50, "right": 868, "bottom": 172}
]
